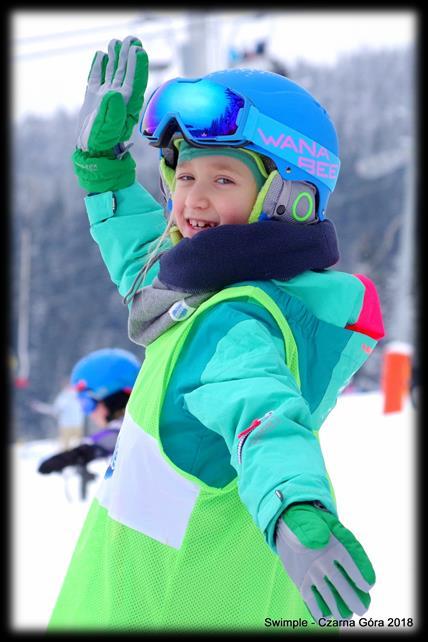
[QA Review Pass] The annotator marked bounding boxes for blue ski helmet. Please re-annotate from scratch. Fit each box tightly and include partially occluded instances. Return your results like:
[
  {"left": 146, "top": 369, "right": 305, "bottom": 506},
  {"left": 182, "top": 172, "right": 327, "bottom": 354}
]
[
  {"left": 140, "top": 68, "right": 340, "bottom": 220},
  {"left": 70, "top": 348, "right": 141, "bottom": 415}
]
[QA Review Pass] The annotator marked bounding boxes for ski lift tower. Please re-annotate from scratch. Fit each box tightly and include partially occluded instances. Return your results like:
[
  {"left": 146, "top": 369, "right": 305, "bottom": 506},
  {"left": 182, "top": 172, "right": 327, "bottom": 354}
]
[{"left": 180, "top": 11, "right": 229, "bottom": 76}]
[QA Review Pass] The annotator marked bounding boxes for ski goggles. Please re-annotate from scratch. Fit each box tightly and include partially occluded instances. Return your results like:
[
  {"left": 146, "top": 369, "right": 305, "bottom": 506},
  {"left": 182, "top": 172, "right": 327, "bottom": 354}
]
[
  {"left": 140, "top": 77, "right": 340, "bottom": 193},
  {"left": 74, "top": 380, "right": 98, "bottom": 415},
  {"left": 78, "top": 394, "right": 97, "bottom": 415}
]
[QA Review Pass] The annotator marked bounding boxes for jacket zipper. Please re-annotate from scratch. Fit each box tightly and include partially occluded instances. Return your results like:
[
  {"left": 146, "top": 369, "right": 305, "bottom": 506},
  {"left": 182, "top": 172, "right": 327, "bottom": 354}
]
[{"left": 237, "top": 412, "right": 273, "bottom": 465}]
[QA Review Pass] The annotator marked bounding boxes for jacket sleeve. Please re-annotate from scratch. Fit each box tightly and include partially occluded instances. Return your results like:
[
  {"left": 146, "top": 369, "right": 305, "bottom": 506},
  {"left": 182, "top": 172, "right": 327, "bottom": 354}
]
[
  {"left": 183, "top": 310, "right": 337, "bottom": 553},
  {"left": 84, "top": 182, "right": 172, "bottom": 296}
]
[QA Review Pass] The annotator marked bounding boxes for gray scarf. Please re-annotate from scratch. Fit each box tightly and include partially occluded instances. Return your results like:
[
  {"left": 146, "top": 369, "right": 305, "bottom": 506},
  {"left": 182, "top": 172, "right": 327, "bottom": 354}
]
[{"left": 128, "top": 277, "right": 215, "bottom": 347}]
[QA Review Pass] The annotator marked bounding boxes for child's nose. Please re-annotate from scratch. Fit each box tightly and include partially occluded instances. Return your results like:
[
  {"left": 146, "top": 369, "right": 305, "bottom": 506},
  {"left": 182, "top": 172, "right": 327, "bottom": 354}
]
[{"left": 186, "top": 185, "right": 210, "bottom": 209}]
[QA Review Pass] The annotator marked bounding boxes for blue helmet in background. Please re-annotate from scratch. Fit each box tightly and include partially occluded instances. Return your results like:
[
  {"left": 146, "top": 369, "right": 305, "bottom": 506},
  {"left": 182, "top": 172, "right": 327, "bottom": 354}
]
[
  {"left": 141, "top": 68, "right": 340, "bottom": 220},
  {"left": 70, "top": 348, "right": 141, "bottom": 415}
]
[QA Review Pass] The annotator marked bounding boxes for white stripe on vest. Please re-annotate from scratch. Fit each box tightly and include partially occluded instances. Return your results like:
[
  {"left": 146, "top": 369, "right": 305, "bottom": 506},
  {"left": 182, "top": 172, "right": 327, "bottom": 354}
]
[{"left": 96, "top": 410, "right": 200, "bottom": 549}]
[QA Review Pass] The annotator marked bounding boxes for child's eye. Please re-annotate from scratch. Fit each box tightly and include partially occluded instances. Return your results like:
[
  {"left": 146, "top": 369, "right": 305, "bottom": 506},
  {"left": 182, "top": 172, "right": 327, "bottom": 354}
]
[
  {"left": 176, "top": 174, "right": 193, "bottom": 182},
  {"left": 216, "top": 177, "right": 234, "bottom": 185}
]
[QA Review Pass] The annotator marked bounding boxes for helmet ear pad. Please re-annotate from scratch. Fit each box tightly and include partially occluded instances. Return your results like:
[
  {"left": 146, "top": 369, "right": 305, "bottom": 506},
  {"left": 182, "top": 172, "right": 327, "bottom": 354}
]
[
  {"left": 251, "top": 172, "right": 319, "bottom": 224},
  {"left": 159, "top": 157, "right": 184, "bottom": 245},
  {"left": 263, "top": 173, "right": 318, "bottom": 223},
  {"left": 159, "top": 157, "right": 176, "bottom": 216},
  {"left": 158, "top": 173, "right": 173, "bottom": 214}
]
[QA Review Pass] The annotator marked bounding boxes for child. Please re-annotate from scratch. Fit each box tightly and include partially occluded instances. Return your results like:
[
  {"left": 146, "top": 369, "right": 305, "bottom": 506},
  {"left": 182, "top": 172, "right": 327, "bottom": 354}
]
[
  {"left": 49, "top": 36, "right": 385, "bottom": 631},
  {"left": 38, "top": 348, "right": 141, "bottom": 475}
]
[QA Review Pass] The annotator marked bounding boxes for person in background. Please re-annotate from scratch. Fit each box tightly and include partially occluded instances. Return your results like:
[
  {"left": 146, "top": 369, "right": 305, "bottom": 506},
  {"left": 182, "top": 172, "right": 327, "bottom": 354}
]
[
  {"left": 38, "top": 348, "right": 141, "bottom": 475},
  {"left": 31, "top": 380, "right": 84, "bottom": 450}
]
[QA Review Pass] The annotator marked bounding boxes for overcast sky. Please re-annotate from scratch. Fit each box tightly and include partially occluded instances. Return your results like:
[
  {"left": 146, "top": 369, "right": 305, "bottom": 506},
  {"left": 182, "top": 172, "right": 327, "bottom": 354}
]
[{"left": 11, "top": 10, "right": 416, "bottom": 122}]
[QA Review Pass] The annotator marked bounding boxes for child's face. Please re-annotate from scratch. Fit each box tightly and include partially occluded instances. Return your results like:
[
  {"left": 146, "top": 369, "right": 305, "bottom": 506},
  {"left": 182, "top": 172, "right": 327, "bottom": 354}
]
[
  {"left": 172, "top": 155, "right": 259, "bottom": 238},
  {"left": 90, "top": 401, "right": 109, "bottom": 427}
]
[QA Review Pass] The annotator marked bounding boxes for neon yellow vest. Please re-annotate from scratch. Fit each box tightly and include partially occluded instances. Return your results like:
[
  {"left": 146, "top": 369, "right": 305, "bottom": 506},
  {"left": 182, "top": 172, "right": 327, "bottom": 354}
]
[{"left": 49, "top": 286, "right": 321, "bottom": 631}]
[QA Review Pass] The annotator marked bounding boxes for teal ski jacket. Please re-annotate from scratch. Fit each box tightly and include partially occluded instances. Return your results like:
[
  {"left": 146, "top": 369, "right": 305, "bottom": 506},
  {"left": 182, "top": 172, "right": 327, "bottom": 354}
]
[{"left": 84, "top": 181, "right": 384, "bottom": 551}]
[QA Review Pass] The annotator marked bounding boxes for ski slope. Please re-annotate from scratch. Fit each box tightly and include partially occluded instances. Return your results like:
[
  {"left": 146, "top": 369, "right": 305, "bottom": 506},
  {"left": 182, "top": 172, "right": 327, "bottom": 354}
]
[{"left": 11, "top": 391, "right": 417, "bottom": 632}]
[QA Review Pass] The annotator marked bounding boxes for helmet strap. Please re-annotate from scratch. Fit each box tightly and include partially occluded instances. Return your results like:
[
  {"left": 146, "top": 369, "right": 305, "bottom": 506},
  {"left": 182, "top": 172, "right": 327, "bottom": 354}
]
[{"left": 247, "top": 171, "right": 278, "bottom": 223}]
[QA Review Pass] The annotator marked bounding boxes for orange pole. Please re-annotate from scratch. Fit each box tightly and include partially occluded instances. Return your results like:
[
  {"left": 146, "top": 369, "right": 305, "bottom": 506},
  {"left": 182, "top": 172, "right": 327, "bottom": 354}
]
[{"left": 382, "top": 343, "right": 412, "bottom": 413}]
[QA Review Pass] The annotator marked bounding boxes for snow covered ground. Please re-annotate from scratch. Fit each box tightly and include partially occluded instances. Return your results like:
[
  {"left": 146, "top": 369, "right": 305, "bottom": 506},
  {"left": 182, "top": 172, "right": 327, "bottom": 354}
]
[{"left": 10, "top": 391, "right": 418, "bottom": 632}]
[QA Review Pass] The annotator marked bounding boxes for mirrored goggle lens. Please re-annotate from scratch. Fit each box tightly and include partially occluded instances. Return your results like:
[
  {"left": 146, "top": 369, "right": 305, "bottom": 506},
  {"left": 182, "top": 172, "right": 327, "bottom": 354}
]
[
  {"left": 141, "top": 78, "right": 245, "bottom": 140},
  {"left": 77, "top": 392, "right": 98, "bottom": 415}
]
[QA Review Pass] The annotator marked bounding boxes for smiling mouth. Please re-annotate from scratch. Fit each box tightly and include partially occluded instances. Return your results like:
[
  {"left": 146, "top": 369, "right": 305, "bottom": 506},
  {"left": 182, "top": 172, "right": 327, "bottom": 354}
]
[{"left": 186, "top": 218, "right": 218, "bottom": 230}]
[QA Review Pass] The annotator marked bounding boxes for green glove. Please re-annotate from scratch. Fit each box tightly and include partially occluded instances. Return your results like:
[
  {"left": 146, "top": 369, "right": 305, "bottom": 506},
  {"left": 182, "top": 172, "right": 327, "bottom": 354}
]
[
  {"left": 276, "top": 503, "right": 376, "bottom": 622},
  {"left": 73, "top": 35, "right": 149, "bottom": 192}
]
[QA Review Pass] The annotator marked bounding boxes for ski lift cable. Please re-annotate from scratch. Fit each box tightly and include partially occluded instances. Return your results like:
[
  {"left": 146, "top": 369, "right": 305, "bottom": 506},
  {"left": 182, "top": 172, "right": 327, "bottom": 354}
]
[
  {"left": 13, "top": 12, "right": 264, "bottom": 61},
  {"left": 14, "top": 17, "right": 145, "bottom": 44}
]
